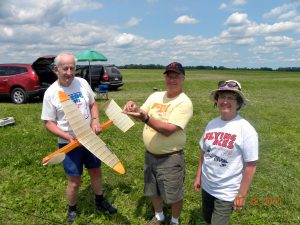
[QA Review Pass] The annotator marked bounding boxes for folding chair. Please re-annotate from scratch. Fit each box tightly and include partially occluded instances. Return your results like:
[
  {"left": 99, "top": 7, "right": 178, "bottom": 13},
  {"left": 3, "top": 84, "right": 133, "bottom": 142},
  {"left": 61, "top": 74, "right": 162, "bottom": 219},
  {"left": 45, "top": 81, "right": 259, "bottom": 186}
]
[{"left": 98, "top": 84, "right": 109, "bottom": 100}]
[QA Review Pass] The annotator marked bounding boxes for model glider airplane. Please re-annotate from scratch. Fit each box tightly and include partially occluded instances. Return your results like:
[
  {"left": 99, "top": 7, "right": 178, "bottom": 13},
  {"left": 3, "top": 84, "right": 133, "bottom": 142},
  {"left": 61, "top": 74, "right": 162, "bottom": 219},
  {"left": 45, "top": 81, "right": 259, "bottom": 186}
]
[{"left": 42, "top": 92, "right": 134, "bottom": 175}]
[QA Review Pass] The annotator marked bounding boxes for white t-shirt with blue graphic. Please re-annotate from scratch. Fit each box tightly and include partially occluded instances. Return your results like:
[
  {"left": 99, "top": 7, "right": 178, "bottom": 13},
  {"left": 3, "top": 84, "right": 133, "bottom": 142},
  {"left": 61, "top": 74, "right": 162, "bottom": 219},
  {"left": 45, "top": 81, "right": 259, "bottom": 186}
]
[
  {"left": 200, "top": 115, "right": 258, "bottom": 201},
  {"left": 41, "top": 77, "right": 95, "bottom": 143}
]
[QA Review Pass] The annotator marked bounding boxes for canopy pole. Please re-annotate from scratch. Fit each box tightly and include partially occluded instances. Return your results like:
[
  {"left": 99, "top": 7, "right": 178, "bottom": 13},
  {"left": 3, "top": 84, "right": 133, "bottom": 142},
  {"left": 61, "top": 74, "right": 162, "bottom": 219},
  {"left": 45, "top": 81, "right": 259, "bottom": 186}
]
[{"left": 89, "top": 61, "right": 91, "bottom": 86}]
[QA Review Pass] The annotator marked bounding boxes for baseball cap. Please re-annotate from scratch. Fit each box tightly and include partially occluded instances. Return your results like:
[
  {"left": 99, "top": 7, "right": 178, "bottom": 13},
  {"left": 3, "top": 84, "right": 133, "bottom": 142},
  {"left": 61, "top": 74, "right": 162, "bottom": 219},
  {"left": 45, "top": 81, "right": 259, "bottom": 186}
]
[{"left": 163, "top": 62, "right": 185, "bottom": 75}]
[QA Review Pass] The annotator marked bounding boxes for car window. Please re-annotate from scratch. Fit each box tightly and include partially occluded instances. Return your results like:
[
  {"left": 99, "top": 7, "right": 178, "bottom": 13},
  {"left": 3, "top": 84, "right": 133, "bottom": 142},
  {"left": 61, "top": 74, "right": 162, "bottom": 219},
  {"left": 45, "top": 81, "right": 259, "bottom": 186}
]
[
  {"left": 9, "top": 66, "right": 28, "bottom": 75},
  {"left": 107, "top": 67, "right": 112, "bottom": 73},
  {"left": 111, "top": 67, "right": 120, "bottom": 74},
  {"left": 0, "top": 67, "right": 8, "bottom": 76},
  {"left": 90, "top": 67, "right": 101, "bottom": 75}
]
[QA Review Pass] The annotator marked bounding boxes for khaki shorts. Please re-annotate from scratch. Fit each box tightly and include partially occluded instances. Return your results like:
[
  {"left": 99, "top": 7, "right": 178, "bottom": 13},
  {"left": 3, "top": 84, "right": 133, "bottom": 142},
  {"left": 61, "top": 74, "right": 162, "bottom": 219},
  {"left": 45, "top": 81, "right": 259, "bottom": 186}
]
[
  {"left": 144, "top": 151, "right": 185, "bottom": 204},
  {"left": 202, "top": 189, "right": 233, "bottom": 225}
]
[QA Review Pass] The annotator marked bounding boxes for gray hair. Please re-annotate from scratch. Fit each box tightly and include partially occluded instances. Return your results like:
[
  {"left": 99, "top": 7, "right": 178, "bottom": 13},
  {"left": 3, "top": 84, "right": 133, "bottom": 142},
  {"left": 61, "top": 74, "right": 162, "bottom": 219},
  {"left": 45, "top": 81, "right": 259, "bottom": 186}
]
[{"left": 54, "top": 52, "right": 77, "bottom": 66}]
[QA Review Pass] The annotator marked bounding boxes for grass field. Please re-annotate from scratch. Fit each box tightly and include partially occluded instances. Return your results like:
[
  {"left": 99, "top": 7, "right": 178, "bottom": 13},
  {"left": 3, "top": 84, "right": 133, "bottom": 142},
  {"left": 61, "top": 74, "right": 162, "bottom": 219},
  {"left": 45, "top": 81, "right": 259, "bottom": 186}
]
[{"left": 0, "top": 69, "right": 299, "bottom": 225}]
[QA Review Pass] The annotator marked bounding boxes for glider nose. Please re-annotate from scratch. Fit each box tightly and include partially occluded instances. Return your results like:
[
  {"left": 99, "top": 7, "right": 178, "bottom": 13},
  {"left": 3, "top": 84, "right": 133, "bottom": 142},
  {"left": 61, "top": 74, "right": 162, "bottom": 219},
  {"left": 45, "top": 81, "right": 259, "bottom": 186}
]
[{"left": 113, "top": 162, "right": 126, "bottom": 174}]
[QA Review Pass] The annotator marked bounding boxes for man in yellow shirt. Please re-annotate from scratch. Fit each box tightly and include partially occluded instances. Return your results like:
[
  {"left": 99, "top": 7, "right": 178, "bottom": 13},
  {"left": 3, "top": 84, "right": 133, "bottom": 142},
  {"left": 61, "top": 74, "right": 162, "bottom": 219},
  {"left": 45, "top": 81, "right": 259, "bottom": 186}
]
[{"left": 123, "top": 62, "right": 193, "bottom": 225}]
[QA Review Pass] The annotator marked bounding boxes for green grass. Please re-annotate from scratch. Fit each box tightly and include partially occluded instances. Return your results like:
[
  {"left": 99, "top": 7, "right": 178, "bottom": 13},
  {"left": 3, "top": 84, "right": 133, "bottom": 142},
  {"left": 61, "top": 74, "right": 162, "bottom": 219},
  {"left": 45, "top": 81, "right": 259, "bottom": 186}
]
[{"left": 0, "top": 69, "right": 299, "bottom": 224}]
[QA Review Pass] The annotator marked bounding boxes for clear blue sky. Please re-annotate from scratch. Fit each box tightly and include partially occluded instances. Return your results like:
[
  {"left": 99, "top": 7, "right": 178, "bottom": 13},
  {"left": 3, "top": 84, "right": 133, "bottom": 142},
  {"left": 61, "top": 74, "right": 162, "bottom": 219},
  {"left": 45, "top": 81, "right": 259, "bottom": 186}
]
[{"left": 0, "top": 0, "right": 299, "bottom": 68}]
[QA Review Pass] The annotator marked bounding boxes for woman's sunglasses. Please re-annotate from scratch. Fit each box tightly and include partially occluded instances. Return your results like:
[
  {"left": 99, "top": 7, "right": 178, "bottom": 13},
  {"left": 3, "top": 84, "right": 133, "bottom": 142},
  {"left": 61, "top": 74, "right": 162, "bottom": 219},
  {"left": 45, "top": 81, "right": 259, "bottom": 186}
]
[{"left": 218, "top": 81, "right": 241, "bottom": 90}]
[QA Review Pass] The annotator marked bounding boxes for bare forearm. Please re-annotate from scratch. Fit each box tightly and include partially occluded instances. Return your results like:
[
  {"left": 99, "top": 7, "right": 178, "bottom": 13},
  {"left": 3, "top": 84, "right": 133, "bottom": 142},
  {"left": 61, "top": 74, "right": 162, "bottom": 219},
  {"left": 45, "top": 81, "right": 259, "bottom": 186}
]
[
  {"left": 194, "top": 152, "right": 204, "bottom": 191},
  {"left": 90, "top": 102, "right": 99, "bottom": 120},
  {"left": 90, "top": 102, "right": 101, "bottom": 134},
  {"left": 146, "top": 115, "right": 179, "bottom": 136},
  {"left": 233, "top": 161, "right": 257, "bottom": 210},
  {"left": 44, "top": 121, "right": 74, "bottom": 142},
  {"left": 238, "top": 162, "right": 257, "bottom": 197}
]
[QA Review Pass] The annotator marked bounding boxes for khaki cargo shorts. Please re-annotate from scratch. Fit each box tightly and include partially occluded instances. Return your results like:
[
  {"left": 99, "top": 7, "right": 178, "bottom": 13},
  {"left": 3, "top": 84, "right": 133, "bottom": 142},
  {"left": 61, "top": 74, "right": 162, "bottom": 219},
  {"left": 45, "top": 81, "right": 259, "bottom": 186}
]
[{"left": 144, "top": 150, "right": 185, "bottom": 204}]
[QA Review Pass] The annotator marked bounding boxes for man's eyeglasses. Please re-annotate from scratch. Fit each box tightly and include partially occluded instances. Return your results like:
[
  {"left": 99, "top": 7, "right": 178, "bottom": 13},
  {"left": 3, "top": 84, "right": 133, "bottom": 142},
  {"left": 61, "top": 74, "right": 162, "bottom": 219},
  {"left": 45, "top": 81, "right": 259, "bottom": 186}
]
[
  {"left": 218, "top": 80, "right": 241, "bottom": 90},
  {"left": 59, "top": 66, "right": 75, "bottom": 72}
]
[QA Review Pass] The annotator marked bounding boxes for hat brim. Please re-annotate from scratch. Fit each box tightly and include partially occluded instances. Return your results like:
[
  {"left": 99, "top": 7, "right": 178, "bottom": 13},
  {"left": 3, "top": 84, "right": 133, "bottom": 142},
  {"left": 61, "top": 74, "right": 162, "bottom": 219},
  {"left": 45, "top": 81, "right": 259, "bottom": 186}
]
[
  {"left": 163, "top": 68, "right": 185, "bottom": 75},
  {"left": 209, "top": 89, "right": 249, "bottom": 107}
]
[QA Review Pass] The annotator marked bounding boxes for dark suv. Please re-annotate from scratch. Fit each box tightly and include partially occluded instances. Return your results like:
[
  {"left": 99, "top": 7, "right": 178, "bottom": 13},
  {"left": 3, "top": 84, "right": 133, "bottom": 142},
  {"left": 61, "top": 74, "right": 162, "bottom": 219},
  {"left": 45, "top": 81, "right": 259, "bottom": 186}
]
[
  {"left": 75, "top": 65, "right": 123, "bottom": 90},
  {"left": 0, "top": 55, "right": 57, "bottom": 104}
]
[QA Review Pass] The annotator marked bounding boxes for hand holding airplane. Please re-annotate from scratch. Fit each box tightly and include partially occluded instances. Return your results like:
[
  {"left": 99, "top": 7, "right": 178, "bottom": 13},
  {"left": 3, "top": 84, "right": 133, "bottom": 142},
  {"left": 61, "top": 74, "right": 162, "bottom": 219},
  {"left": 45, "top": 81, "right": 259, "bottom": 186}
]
[{"left": 42, "top": 92, "right": 134, "bottom": 175}]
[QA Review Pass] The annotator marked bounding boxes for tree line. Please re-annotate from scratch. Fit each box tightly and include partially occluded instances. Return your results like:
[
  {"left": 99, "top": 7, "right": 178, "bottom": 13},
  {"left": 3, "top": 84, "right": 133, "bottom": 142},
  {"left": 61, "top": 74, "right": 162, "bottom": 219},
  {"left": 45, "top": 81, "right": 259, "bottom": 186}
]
[{"left": 118, "top": 64, "right": 300, "bottom": 72}]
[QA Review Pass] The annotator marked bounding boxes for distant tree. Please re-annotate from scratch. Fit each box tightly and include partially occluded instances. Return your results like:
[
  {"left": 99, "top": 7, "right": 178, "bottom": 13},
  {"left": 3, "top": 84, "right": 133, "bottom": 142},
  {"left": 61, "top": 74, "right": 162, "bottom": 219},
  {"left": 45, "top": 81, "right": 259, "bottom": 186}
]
[
  {"left": 260, "top": 67, "right": 273, "bottom": 71},
  {"left": 277, "top": 67, "right": 300, "bottom": 72},
  {"left": 118, "top": 64, "right": 300, "bottom": 71}
]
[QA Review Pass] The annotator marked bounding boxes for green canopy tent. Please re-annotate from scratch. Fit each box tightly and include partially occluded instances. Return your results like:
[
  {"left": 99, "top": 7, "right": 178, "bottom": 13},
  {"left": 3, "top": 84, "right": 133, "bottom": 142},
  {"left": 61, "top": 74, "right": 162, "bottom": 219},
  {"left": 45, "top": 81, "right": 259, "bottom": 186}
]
[{"left": 75, "top": 50, "right": 108, "bottom": 86}]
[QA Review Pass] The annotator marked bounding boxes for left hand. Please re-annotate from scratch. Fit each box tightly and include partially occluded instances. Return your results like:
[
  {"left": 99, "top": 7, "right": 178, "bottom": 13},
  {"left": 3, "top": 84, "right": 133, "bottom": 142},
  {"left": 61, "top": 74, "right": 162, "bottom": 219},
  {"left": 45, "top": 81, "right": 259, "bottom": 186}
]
[
  {"left": 91, "top": 119, "right": 102, "bottom": 135},
  {"left": 233, "top": 194, "right": 246, "bottom": 211},
  {"left": 125, "top": 109, "right": 148, "bottom": 122},
  {"left": 123, "top": 101, "right": 139, "bottom": 113}
]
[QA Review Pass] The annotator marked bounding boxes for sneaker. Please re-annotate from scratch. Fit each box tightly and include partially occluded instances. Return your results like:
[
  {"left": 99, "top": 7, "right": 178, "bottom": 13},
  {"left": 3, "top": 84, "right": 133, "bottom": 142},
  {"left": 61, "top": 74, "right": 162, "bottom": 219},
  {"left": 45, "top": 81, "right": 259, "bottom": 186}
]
[
  {"left": 66, "top": 210, "right": 78, "bottom": 224},
  {"left": 96, "top": 197, "right": 117, "bottom": 215},
  {"left": 147, "top": 216, "right": 165, "bottom": 225}
]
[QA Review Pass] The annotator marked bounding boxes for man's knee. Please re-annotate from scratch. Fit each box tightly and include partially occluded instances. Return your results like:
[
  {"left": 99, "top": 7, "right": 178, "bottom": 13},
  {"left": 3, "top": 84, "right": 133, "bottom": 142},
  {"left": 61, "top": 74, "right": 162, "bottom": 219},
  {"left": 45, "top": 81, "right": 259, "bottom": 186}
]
[
  {"left": 68, "top": 176, "right": 81, "bottom": 189},
  {"left": 88, "top": 168, "right": 101, "bottom": 176}
]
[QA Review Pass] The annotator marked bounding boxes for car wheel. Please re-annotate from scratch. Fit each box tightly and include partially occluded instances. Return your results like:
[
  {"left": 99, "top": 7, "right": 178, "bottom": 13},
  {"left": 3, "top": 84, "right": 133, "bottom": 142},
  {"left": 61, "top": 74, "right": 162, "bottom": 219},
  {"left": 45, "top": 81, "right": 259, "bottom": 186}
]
[{"left": 11, "top": 88, "right": 28, "bottom": 104}]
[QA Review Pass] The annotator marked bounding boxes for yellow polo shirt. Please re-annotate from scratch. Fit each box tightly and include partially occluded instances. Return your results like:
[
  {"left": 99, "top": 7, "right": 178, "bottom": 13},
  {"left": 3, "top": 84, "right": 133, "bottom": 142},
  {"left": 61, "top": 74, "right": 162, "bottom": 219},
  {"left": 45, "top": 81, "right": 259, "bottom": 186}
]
[{"left": 141, "top": 91, "right": 193, "bottom": 154}]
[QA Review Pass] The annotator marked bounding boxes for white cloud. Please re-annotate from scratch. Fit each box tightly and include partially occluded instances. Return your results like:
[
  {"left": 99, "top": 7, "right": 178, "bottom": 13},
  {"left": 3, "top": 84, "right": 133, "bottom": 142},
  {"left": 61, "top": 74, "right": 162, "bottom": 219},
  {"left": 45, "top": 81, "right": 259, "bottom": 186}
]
[
  {"left": 219, "top": 3, "right": 228, "bottom": 10},
  {"left": 175, "top": 15, "right": 199, "bottom": 24},
  {"left": 1, "top": 26, "right": 14, "bottom": 37},
  {"left": 125, "top": 17, "right": 142, "bottom": 27},
  {"left": 278, "top": 10, "right": 298, "bottom": 20},
  {"left": 255, "top": 21, "right": 299, "bottom": 34},
  {"left": 114, "top": 33, "right": 138, "bottom": 47},
  {"left": 262, "top": 2, "right": 300, "bottom": 19},
  {"left": 235, "top": 38, "right": 255, "bottom": 45},
  {"left": 147, "top": 39, "right": 166, "bottom": 48},
  {"left": 250, "top": 46, "right": 280, "bottom": 54},
  {"left": 265, "top": 36, "right": 294, "bottom": 46},
  {"left": 219, "top": 0, "right": 247, "bottom": 10},
  {"left": 0, "top": 0, "right": 103, "bottom": 26},
  {"left": 232, "top": 0, "right": 247, "bottom": 6},
  {"left": 225, "top": 12, "right": 250, "bottom": 26},
  {"left": 0, "top": 0, "right": 299, "bottom": 68},
  {"left": 223, "top": 12, "right": 300, "bottom": 39}
]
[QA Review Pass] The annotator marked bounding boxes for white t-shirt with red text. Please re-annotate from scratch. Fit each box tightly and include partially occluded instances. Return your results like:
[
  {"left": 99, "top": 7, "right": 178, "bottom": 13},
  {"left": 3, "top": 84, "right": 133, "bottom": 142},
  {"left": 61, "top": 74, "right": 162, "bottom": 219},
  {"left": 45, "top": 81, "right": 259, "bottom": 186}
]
[{"left": 200, "top": 114, "right": 258, "bottom": 201}]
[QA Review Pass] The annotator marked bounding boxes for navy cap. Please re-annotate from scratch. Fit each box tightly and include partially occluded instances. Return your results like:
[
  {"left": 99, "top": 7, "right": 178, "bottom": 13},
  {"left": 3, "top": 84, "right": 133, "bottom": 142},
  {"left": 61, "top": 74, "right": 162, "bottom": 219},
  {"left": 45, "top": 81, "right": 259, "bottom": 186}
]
[{"left": 163, "top": 62, "right": 185, "bottom": 75}]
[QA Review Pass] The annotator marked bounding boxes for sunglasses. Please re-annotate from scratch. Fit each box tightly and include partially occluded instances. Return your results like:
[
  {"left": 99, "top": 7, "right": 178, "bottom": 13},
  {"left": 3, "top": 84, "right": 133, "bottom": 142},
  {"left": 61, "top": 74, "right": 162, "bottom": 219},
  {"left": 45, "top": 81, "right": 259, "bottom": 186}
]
[{"left": 218, "top": 80, "right": 241, "bottom": 90}]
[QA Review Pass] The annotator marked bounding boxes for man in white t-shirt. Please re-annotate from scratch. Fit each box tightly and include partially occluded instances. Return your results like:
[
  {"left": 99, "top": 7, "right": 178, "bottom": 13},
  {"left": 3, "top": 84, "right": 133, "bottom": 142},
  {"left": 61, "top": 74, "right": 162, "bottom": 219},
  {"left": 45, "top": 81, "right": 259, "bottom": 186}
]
[
  {"left": 194, "top": 80, "right": 258, "bottom": 225},
  {"left": 123, "top": 62, "right": 193, "bottom": 225},
  {"left": 41, "top": 52, "right": 116, "bottom": 224}
]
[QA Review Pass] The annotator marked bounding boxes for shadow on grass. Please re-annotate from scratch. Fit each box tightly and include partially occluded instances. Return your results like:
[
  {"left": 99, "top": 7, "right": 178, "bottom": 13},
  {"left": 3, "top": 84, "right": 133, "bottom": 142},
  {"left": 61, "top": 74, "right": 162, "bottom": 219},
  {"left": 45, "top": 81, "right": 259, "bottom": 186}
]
[
  {"left": 188, "top": 207, "right": 207, "bottom": 225},
  {"left": 134, "top": 196, "right": 176, "bottom": 223},
  {"left": 65, "top": 180, "right": 208, "bottom": 224},
  {"left": 76, "top": 182, "right": 131, "bottom": 225},
  {"left": 134, "top": 196, "right": 152, "bottom": 219}
]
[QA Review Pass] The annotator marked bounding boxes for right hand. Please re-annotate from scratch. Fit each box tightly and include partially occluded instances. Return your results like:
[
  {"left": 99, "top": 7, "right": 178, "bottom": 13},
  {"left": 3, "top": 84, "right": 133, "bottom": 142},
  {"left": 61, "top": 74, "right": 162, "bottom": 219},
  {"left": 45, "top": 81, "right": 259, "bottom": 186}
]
[
  {"left": 66, "top": 133, "right": 76, "bottom": 143},
  {"left": 194, "top": 176, "right": 201, "bottom": 192}
]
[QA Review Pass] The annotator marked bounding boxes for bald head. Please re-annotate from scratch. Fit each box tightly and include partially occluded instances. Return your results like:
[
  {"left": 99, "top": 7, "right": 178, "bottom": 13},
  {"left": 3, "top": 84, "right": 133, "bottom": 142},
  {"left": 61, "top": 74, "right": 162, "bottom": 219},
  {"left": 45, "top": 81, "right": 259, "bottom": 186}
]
[{"left": 54, "top": 52, "right": 76, "bottom": 67}]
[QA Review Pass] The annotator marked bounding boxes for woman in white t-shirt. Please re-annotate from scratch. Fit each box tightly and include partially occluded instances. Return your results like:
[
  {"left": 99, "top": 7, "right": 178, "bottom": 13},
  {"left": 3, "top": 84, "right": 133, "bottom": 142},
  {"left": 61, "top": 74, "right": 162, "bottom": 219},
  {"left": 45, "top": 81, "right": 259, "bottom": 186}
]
[{"left": 194, "top": 80, "right": 258, "bottom": 225}]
